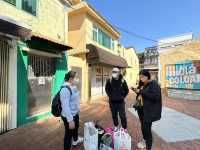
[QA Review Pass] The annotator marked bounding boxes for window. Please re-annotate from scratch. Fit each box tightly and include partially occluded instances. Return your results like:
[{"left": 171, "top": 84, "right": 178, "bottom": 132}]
[
  {"left": 92, "top": 25, "right": 98, "bottom": 42},
  {"left": 111, "top": 39, "right": 115, "bottom": 50},
  {"left": 22, "top": 0, "right": 37, "bottom": 16},
  {"left": 3, "top": 0, "right": 37, "bottom": 16},
  {"left": 98, "top": 29, "right": 111, "bottom": 49},
  {"left": 145, "top": 59, "right": 150, "bottom": 64},
  {"left": 3, "top": 0, "right": 16, "bottom": 6},
  {"left": 92, "top": 24, "right": 112, "bottom": 49},
  {"left": 103, "top": 32, "right": 111, "bottom": 49},
  {"left": 155, "top": 58, "right": 158, "bottom": 64},
  {"left": 98, "top": 29, "right": 104, "bottom": 45}
]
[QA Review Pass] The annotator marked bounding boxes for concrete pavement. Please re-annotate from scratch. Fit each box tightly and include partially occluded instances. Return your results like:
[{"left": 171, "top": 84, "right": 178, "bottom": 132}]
[{"left": 0, "top": 94, "right": 200, "bottom": 150}]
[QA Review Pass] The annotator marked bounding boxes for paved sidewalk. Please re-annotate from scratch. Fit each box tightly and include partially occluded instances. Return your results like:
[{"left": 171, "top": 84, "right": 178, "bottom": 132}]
[
  {"left": 0, "top": 94, "right": 199, "bottom": 150},
  {"left": 129, "top": 107, "right": 200, "bottom": 142}
]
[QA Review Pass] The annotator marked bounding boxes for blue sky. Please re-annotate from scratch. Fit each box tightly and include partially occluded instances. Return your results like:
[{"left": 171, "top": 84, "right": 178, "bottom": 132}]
[{"left": 86, "top": 0, "right": 200, "bottom": 52}]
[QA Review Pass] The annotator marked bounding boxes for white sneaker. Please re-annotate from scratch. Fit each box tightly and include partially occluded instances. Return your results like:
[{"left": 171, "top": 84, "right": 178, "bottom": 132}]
[
  {"left": 137, "top": 140, "right": 146, "bottom": 149},
  {"left": 121, "top": 128, "right": 128, "bottom": 133},
  {"left": 72, "top": 137, "right": 84, "bottom": 146}
]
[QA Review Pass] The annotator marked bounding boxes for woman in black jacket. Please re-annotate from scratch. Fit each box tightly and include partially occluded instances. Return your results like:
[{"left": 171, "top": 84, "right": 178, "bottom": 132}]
[{"left": 132, "top": 69, "right": 162, "bottom": 150}]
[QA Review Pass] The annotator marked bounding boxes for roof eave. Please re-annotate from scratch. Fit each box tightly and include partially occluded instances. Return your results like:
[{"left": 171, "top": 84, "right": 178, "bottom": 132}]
[{"left": 68, "top": 2, "right": 120, "bottom": 39}]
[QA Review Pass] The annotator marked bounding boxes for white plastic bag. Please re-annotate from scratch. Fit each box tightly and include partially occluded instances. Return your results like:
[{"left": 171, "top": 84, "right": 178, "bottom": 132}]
[
  {"left": 113, "top": 129, "right": 131, "bottom": 150},
  {"left": 84, "top": 122, "right": 98, "bottom": 150}
]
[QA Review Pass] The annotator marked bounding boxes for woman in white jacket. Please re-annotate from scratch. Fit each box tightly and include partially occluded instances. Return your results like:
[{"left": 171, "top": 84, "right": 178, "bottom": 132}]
[{"left": 60, "top": 71, "right": 83, "bottom": 150}]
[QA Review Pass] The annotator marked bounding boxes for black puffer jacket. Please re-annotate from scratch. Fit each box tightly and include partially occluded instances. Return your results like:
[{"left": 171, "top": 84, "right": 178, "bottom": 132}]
[
  {"left": 105, "top": 75, "right": 129, "bottom": 102},
  {"left": 140, "top": 80, "right": 162, "bottom": 122}
]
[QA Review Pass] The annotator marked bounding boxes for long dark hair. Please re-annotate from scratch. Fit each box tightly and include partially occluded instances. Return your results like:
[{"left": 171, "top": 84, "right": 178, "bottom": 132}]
[
  {"left": 139, "top": 69, "right": 151, "bottom": 80},
  {"left": 137, "top": 80, "right": 144, "bottom": 89},
  {"left": 64, "top": 71, "right": 76, "bottom": 81}
]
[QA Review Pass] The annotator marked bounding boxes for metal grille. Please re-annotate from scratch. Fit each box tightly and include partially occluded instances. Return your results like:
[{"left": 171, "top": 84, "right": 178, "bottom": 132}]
[
  {"left": 28, "top": 55, "right": 55, "bottom": 78},
  {"left": 27, "top": 55, "right": 55, "bottom": 116},
  {"left": 0, "top": 39, "right": 10, "bottom": 134}
]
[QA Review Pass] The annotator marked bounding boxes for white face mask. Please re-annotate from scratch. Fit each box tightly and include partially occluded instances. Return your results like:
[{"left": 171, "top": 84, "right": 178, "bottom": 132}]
[
  {"left": 72, "top": 79, "right": 79, "bottom": 85},
  {"left": 112, "top": 73, "right": 119, "bottom": 79}
]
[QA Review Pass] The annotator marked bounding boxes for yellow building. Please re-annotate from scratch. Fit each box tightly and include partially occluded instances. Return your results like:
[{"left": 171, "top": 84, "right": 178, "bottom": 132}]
[
  {"left": 117, "top": 44, "right": 139, "bottom": 87},
  {"left": 0, "top": 0, "right": 70, "bottom": 44},
  {"left": 68, "top": 1, "right": 130, "bottom": 101},
  {"left": 124, "top": 47, "right": 139, "bottom": 87},
  {"left": 160, "top": 39, "right": 200, "bottom": 100},
  {"left": 0, "top": 0, "right": 72, "bottom": 132}
]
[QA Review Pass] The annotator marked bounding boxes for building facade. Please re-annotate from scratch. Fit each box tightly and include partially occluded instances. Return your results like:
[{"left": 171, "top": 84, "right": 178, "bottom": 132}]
[
  {"left": 137, "top": 52, "right": 144, "bottom": 69},
  {"left": 118, "top": 46, "right": 139, "bottom": 87},
  {"left": 157, "top": 33, "right": 193, "bottom": 53},
  {"left": 143, "top": 46, "right": 159, "bottom": 81},
  {"left": 0, "top": 0, "right": 72, "bottom": 133},
  {"left": 160, "top": 39, "right": 200, "bottom": 100},
  {"left": 68, "top": 1, "right": 138, "bottom": 101},
  {"left": 158, "top": 33, "right": 193, "bottom": 82}
]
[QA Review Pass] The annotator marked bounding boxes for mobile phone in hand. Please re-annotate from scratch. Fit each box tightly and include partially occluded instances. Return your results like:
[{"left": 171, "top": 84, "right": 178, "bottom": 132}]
[{"left": 131, "top": 87, "right": 137, "bottom": 91}]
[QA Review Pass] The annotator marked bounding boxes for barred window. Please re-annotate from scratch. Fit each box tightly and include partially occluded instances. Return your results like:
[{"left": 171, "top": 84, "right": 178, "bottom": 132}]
[{"left": 28, "top": 55, "right": 55, "bottom": 78}]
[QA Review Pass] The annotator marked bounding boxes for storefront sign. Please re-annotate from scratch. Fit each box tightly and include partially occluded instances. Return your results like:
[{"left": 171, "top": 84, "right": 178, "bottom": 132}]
[
  {"left": 38, "top": 77, "right": 45, "bottom": 85},
  {"left": 166, "top": 60, "right": 200, "bottom": 89}
]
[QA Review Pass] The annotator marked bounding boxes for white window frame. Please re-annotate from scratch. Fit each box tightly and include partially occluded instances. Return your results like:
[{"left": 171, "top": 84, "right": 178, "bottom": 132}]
[
  {"left": 92, "top": 24, "right": 98, "bottom": 42},
  {"left": 111, "top": 38, "right": 115, "bottom": 50}
]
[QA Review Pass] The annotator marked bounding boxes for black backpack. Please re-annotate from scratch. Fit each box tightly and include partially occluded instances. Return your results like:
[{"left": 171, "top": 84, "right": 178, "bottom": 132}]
[{"left": 51, "top": 86, "right": 72, "bottom": 117}]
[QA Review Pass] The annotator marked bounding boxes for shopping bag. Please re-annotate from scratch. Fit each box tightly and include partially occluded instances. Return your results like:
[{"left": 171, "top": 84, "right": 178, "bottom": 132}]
[
  {"left": 104, "top": 127, "right": 114, "bottom": 148},
  {"left": 101, "top": 133, "right": 113, "bottom": 147},
  {"left": 113, "top": 129, "right": 131, "bottom": 150},
  {"left": 99, "top": 144, "right": 113, "bottom": 150},
  {"left": 94, "top": 120, "right": 105, "bottom": 149},
  {"left": 84, "top": 122, "right": 99, "bottom": 150}
]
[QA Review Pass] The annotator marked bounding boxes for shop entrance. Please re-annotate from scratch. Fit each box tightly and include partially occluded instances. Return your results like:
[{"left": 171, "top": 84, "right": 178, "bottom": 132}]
[
  {"left": 27, "top": 55, "right": 55, "bottom": 116},
  {"left": 0, "top": 38, "right": 10, "bottom": 134}
]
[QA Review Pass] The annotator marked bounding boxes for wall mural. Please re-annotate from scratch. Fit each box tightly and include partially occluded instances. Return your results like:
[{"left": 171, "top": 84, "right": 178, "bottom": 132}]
[{"left": 166, "top": 60, "right": 200, "bottom": 89}]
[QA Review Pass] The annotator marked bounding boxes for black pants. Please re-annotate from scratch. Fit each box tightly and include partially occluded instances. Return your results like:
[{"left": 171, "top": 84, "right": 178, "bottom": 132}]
[
  {"left": 109, "top": 101, "right": 127, "bottom": 129},
  {"left": 61, "top": 114, "right": 79, "bottom": 150},
  {"left": 137, "top": 108, "right": 153, "bottom": 150}
]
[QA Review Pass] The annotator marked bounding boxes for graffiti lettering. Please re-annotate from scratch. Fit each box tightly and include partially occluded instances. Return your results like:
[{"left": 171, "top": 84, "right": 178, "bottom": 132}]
[{"left": 166, "top": 61, "right": 200, "bottom": 89}]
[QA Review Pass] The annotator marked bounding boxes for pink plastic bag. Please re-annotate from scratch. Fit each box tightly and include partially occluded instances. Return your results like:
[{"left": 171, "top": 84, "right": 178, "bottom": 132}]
[{"left": 105, "top": 127, "right": 113, "bottom": 134}]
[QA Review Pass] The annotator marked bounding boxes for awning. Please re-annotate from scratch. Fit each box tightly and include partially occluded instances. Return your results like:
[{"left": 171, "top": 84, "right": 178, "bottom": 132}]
[
  {"left": 22, "top": 47, "right": 62, "bottom": 58},
  {"left": 86, "top": 44, "right": 129, "bottom": 68},
  {"left": 0, "top": 14, "right": 31, "bottom": 38},
  {"left": 27, "top": 33, "right": 73, "bottom": 52}
]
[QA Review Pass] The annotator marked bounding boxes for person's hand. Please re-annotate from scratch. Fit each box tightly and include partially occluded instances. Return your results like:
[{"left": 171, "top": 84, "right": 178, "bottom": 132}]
[
  {"left": 130, "top": 87, "right": 136, "bottom": 91},
  {"left": 135, "top": 89, "right": 140, "bottom": 93},
  {"left": 69, "top": 120, "right": 75, "bottom": 129}
]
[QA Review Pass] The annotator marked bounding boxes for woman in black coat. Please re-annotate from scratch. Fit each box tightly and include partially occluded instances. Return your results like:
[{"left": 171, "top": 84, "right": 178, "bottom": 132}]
[{"left": 132, "top": 69, "right": 162, "bottom": 150}]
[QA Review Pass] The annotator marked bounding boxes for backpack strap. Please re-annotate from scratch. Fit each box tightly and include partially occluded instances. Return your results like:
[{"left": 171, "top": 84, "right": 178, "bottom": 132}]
[{"left": 61, "top": 85, "right": 72, "bottom": 96}]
